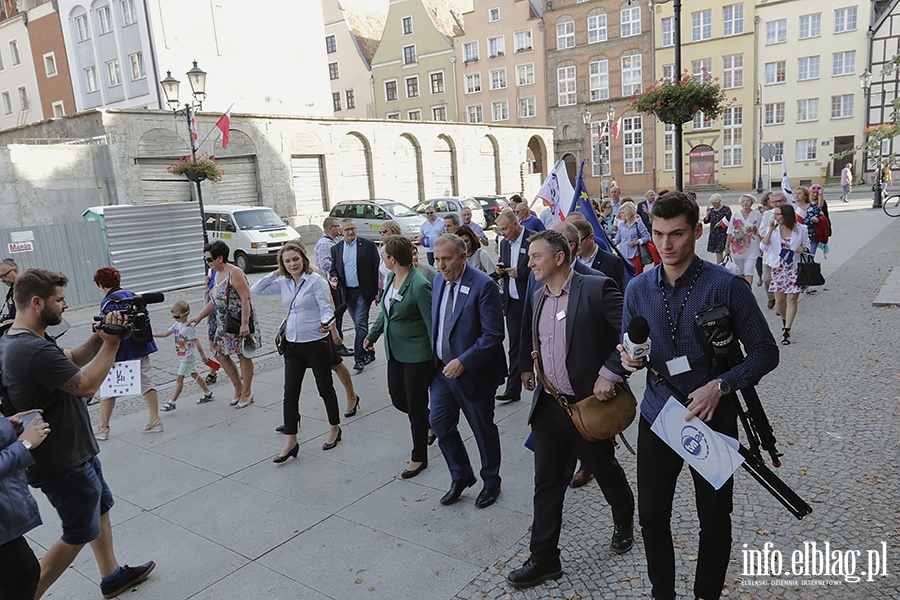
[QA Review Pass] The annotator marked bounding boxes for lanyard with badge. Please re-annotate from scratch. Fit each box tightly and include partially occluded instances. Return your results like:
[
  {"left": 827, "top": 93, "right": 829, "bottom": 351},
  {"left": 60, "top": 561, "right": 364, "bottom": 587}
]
[{"left": 660, "top": 263, "right": 702, "bottom": 376}]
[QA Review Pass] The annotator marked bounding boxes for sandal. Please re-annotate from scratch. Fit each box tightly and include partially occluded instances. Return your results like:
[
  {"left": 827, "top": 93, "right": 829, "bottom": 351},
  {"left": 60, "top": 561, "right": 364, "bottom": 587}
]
[
  {"left": 205, "top": 372, "right": 218, "bottom": 385},
  {"left": 161, "top": 400, "right": 177, "bottom": 411},
  {"left": 781, "top": 328, "right": 791, "bottom": 345}
]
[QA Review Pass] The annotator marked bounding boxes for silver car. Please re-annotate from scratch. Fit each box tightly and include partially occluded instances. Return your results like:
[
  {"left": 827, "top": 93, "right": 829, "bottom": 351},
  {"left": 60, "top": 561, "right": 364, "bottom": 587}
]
[
  {"left": 413, "top": 197, "right": 487, "bottom": 228},
  {"left": 329, "top": 199, "right": 424, "bottom": 242}
]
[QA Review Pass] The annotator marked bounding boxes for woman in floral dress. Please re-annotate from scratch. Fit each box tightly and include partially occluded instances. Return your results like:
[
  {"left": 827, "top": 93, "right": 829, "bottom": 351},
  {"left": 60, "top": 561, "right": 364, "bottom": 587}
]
[
  {"left": 760, "top": 204, "right": 809, "bottom": 345},
  {"left": 724, "top": 194, "right": 762, "bottom": 285},
  {"left": 703, "top": 193, "right": 732, "bottom": 263}
]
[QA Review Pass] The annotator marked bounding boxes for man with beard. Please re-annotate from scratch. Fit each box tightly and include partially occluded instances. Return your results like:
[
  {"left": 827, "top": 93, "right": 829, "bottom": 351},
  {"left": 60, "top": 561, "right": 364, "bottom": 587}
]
[{"left": 0, "top": 269, "right": 155, "bottom": 599}]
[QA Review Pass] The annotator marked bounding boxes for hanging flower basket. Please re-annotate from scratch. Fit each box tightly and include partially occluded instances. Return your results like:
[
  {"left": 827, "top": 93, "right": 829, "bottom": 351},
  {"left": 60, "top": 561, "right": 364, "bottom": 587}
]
[
  {"left": 864, "top": 123, "right": 895, "bottom": 140},
  {"left": 630, "top": 71, "right": 733, "bottom": 124},
  {"left": 167, "top": 154, "right": 223, "bottom": 183}
]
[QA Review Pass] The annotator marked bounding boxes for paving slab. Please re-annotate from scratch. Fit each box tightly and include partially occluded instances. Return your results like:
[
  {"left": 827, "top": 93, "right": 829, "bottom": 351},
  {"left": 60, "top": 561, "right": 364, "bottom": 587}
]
[{"left": 186, "top": 563, "right": 332, "bottom": 600}]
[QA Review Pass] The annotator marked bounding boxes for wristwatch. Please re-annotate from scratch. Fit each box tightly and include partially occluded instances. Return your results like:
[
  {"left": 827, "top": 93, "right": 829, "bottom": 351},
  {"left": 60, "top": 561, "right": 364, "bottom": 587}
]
[
  {"left": 716, "top": 378, "right": 731, "bottom": 395},
  {"left": 21, "top": 439, "right": 32, "bottom": 451}
]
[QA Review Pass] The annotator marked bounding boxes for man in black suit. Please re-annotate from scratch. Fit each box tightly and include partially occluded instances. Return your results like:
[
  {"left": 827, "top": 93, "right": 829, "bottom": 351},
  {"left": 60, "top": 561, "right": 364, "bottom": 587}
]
[
  {"left": 571, "top": 218, "right": 626, "bottom": 293},
  {"left": 330, "top": 218, "right": 380, "bottom": 371},
  {"left": 636, "top": 189, "right": 657, "bottom": 230},
  {"left": 494, "top": 208, "right": 533, "bottom": 402},
  {"left": 508, "top": 230, "right": 635, "bottom": 590}
]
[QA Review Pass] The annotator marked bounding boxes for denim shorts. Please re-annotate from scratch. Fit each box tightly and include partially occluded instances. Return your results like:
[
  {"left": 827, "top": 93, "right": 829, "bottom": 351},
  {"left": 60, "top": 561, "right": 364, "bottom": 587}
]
[{"left": 33, "top": 456, "right": 115, "bottom": 545}]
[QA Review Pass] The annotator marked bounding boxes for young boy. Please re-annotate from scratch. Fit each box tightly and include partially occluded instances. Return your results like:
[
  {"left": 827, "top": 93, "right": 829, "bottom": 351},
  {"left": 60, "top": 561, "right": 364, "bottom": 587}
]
[{"left": 154, "top": 300, "right": 213, "bottom": 410}]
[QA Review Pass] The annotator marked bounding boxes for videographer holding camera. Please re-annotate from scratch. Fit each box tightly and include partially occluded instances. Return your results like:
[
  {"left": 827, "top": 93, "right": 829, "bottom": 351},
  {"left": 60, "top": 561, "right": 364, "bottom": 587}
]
[
  {"left": 92, "top": 267, "right": 162, "bottom": 439},
  {"left": 615, "top": 192, "right": 779, "bottom": 600},
  {"left": 0, "top": 268, "right": 155, "bottom": 599}
]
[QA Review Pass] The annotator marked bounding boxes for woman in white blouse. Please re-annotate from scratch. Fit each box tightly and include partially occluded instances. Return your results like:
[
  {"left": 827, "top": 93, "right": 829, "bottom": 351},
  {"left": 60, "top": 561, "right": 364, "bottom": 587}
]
[
  {"left": 759, "top": 204, "right": 809, "bottom": 345},
  {"left": 251, "top": 241, "right": 341, "bottom": 462}
]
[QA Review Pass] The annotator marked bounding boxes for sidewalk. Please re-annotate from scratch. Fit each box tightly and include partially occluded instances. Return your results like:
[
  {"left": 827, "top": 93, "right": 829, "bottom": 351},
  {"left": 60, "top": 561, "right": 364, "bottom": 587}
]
[{"left": 23, "top": 191, "right": 900, "bottom": 599}]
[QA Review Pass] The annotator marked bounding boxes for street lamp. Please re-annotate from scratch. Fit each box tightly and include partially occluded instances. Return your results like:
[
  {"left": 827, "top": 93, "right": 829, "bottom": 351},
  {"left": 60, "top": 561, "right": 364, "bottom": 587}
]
[
  {"left": 655, "top": 0, "right": 684, "bottom": 190},
  {"left": 859, "top": 69, "right": 882, "bottom": 208},
  {"left": 161, "top": 61, "right": 211, "bottom": 244}
]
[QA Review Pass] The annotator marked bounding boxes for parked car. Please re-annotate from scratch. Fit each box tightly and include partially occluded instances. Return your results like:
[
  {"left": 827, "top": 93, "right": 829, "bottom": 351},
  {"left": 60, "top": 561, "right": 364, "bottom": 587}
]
[
  {"left": 473, "top": 196, "right": 509, "bottom": 228},
  {"left": 204, "top": 205, "right": 302, "bottom": 272},
  {"left": 412, "top": 197, "right": 486, "bottom": 228},
  {"left": 329, "top": 199, "right": 424, "bottom": 242}
]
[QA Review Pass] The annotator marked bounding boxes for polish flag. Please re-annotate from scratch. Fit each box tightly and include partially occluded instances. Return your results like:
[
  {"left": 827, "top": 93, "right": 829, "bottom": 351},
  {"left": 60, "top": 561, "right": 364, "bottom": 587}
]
[
  {"left": 596, "top": 121, "right": 608, "bottom": 140},
  {"left": 611, "top": 116, "right": 623, "bottom": 139},
  {"left": 717, "top": 216, "right": 730, "bottom": 229},
  {"left": 214, "top": 106, "right": 232, "bottom": 150},
  {"left": 188, "top": 107, "right": 198, "bottom": 141}
]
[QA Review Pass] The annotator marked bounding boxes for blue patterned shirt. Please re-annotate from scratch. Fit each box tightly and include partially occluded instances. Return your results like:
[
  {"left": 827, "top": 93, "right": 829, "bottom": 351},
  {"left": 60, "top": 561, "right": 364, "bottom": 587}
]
[{"left": 622, "top": 256, "right": 779, "bottom": 424}]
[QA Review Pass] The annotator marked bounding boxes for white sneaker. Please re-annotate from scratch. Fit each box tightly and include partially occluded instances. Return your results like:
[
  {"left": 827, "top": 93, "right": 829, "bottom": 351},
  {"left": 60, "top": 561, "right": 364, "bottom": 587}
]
[{"left": 94, "top": 427, "right": 110, "bottom": 441}]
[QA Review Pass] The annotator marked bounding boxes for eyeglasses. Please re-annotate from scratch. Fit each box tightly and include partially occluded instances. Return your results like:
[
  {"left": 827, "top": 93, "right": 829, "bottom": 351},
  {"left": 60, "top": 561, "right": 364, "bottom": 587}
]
[
  {"left": 0, "top": 270, "right": 13, "bottom": 279},
  {"left": 580, "top": 235, "right": 591, "bottom": 243},
  {"left": 343, "top": 227, "right": 357, "bottom": 232},
  {"left": 204, "top": 257, "right": 215, "bottom": 263},
  {"left": 172, "top": 313, "right": 188, "bottom": 319},
  {"left": 426, "top": 212, "right": 435, "bottom": 215}
]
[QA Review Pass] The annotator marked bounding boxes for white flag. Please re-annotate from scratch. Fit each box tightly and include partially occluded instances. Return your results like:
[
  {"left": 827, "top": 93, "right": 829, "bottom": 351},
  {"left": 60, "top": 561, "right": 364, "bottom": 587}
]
[{"left": 536, "top": 159, "right": 576, "bottom": 222}]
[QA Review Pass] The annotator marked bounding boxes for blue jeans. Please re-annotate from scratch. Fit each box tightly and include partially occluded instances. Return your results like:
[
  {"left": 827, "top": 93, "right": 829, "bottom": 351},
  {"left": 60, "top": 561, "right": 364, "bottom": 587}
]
[
  {"left": 33, "top": 456, "right": 114, "bottom": 545},
  {"left": 344, "top": 287, "right": 373, "bottom": 360}
]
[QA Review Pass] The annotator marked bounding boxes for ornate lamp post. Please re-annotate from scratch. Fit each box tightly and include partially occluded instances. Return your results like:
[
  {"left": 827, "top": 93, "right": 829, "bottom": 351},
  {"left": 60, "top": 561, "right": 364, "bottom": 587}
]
[
  {"left": 655, "top": 0, "right": 683, "bottom": 191},
  {"left": 859, "top": 69, "right": 882, "bottom": 208},
  {"left": 161, "top": 61, "right": 210, "bottom": 243}
]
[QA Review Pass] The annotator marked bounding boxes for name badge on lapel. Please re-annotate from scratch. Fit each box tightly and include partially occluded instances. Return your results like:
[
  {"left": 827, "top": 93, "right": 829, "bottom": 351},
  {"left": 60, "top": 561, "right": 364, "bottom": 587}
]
[
  {"left": 520, "top": 248, "right": 527, "bottom": 255},
  {"left": 460, "top": 285, "right": 471, "bottom": 295}
]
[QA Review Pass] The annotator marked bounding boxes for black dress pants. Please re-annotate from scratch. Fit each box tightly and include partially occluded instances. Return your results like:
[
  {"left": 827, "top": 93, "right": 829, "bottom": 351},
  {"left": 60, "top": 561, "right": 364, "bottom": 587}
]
[
  {"left": 503, "top": 296, "right": 523, "bottom": 397},
  {"left": 386, "top": 358, "right": 432, "bottom": 462},
  {"left": 637, "top": 416, "right": 736, "bottom": 600},
  {"left": 283, "top": 337, "right": 340, "bottom": 432},
  {"left": 529, "top": 392, "right": 635, "bottom": 562},
  {"left": 0, "top": 536, "right": 40, "bottom": 600}
]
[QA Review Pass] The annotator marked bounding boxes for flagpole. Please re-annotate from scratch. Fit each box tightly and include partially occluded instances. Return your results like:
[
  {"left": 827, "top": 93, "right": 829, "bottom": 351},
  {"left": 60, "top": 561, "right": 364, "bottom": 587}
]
[
  {"left": 183, "top": 103, "right": 208, "bottom": 245},
  {"left": 197, "top": 103, "right": 234, "bottom": 151}
]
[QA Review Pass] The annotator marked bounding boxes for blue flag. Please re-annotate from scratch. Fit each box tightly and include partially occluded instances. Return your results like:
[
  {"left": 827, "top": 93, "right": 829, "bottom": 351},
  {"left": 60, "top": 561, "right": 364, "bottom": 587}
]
[{"left": 568, "top": 160, "right": 636, "bottom": 283}]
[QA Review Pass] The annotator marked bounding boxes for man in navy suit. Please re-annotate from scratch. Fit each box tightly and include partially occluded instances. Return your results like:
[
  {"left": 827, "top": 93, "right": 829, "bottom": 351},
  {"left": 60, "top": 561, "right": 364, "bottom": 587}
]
[
  {"left": 330, "top": 218, "right": 380, "bottom": 371},
  {"left": 571, "top": 218, "right": 626, "bottom": 294},
  {"left": 508, "top": 230, "right": 635, "bottom": 589},
  {"left": 430, "top": 234, "right": 506, "bottom": 509},
  {"left": 495, "top": 209, "right": 533, "bottom": 402}
]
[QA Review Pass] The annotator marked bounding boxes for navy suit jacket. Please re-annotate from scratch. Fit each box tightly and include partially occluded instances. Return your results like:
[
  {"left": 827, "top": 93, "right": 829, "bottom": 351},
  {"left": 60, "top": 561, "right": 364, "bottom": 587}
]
[
  {"left": 330, "top": 237, "right": 380, "bottom": 304},
  {"left": 498, "top": 228, "right": 535, "bottom": 312},
  {"left": 587, "top": 247, "right": 626, "bottom": 293},
  {"left": 431, "top": 266, "right": 506, "bottom": 399},
  {"left": 525, "top": 271, "right": 631, "bottom": 424}
]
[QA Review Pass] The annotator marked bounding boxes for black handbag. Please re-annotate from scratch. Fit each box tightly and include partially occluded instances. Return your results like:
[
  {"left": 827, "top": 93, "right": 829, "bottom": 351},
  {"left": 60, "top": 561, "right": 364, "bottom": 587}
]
[
  {"left": 796, "top": 254, "right": 825, "bottom": 286},
  {"left": 224, "top": 272, "right": 255, "bottom": 335}
]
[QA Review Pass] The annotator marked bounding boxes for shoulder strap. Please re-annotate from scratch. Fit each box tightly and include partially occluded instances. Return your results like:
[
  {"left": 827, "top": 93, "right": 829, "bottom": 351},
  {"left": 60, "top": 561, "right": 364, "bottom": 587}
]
[
  {"left": 286, "top": 279, "right": 305, "bottom": 317},
  {"left": 530, "top": 290, "right": 572, "bottom": 416}
]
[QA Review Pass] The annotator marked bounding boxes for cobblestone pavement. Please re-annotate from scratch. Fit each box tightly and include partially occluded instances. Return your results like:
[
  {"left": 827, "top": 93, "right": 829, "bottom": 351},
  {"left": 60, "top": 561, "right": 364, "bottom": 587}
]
[{"left": 451, "top": 218, "right": 900, "bottom": 599}]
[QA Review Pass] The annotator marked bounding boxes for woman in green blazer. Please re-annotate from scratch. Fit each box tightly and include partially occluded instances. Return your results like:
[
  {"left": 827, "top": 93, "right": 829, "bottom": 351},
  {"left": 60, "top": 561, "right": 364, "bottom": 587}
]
[{"left": 364, "top": 236, "right": 433, "bottom": 478}]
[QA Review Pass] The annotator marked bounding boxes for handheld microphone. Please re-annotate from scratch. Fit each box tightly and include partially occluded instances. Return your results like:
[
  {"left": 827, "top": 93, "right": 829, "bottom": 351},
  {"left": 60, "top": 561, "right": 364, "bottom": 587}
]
[{"left": 623, "top": 316, "right": 651, "bottom": 361}]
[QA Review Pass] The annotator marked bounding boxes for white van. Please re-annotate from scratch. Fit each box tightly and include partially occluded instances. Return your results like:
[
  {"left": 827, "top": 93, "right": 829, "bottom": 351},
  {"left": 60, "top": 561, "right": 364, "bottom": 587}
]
[{"left": 204, "top": 205, "right": 301, "bottom": 272}]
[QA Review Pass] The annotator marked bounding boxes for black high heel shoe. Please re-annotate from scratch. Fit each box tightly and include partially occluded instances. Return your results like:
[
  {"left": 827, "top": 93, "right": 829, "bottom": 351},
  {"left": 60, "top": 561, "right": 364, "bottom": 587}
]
[
  {"left": 275, "top": 418, "right": 301, "bottom": 434},
  {"left": 322, "top": 427, "right": 342, "bottom": 451},
  {"left": 273, "top": 443, "right": 299, "bottom": 463},
  {"left": 781, "top": 327, "right": 792, "bottom": 345},
  {"left": 344, "top": 396, "right": 361, "bottom": 418}
]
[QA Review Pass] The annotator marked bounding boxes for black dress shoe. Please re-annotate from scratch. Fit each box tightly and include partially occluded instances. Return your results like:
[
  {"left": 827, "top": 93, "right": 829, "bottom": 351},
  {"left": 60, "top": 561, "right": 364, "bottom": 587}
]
[
  {"left": 427, "top": 432, "right": 437, "bottom": 446},
  {"left": 495, "top": 392, "right": 520, "bottom": 402},
  {"left": 439, "top": 476, "right": 477, "bottom": 505},
  {"left": 353, "top": 361, "right": 364, "bottom": 372},
  {"left": 610, "top": 521, "right": 634, "bottom": 554},
  {"left": 336, "top": 345, "right": 354, "bottom": 357},
  {"left": 273, "top": 443, "right": 299, "bottom": 464},
  {"left": 474, "top": 486, "right": 500, "bottom": 508},
  {"left": 344, "top": 396, "right": 361, "bottom": 418},
  {"left": 362, "top": 354, "right": 376, "bottom": 365},
  {"left": 322, "top": 427, "right": 342, "bottom": 451},
  {"left": 400, "top": 459, "right": 427, "bottom": 479},
  {"left": 507, "top": 558, "right": 563, "bottom": 589}
]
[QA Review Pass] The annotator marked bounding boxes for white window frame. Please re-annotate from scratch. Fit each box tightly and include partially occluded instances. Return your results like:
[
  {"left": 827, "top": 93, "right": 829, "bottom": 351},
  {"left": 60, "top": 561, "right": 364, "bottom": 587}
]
[
  {"left": 325, "top": 35, "right": 336, "bottom": 53},
  {"left": 723, "top": 4, "right": 743, "bottom": 37},
  {"left": 661, "top": 17, "right": 673, "bottom": 47},
  {"left": 797, "top": 98, "right": 818, "bottom": 122},
  {"left": 75, "top": 14, "right": 90, "bottom": 41},
  {"left": 402, "top": 16, "right": 413, "bottom": 35},
  {"left": 765, "top": 61, "right": 786, "bottom": 85},
  {"left": 17, "top": 86, "right": 29, "bottom": 110},
  {"left": 328, "top": 62, "right": 339, "bottom": 80},
  {"left": 622, "top": 116, "right": 643, "bottom": 174},
  {"left": 402, "top": 44, "right": 417, "bottom": 65},
  {"left": 766, "top": 19, "right": 787, "bottom": 45},
  {"left": 591, "top": 122, "right": 611, "bottom": 177},
  {"left": 692, "top": 58, "right": 712, "bottom": 82},
  {"left": 557, "top": 65, "right": 576, "bottom": 106},
  {"left": 589, "top": 59, "right": 609, "bottom": 102},
  {"left": 465, "top": 72, "right": 482, "bottom": 94},
  {"left": 588, "top": 13, "right": 607, "bottom": 44},
  {"left": 346, "top": 89, "right": 355, "bottom": 109},
  {"left": 831, "top": 94, "right": 853, "bottom": 118},
  {"left": 386, "top": 112, "right": 400, "bottom": 120},
  {"left": 466, "top": 104, "right": 484, "bottom": 123},
  {"left": 621, "top": 54, "right": 642, "bottom": 96},
  {"left": 44, "top": 53, "right": 58, "bottom": 78},
  {"left": 798, "top": 56, "right": 820, "bottom": 81},
  {"left": 764, "top": 102, "right": 785, "bottom": 125},
  {"left": 122, "top": 0, "right": 137, "bottom": 25},
  {"left": 407, "top": 109, "right": 421, "bottom": 121},
  {"left": 85, "top": 66, "right": 98, "bottom": 92},
  {"left": 405, "top": 74, "right": 419, "bottom": 98},
  {"left": 692, "top": 111, "right": 711, "bottom": 130},
  {"left": 662, "top": 64, "right": 675, "bottom": 82},
  {"left": 463, "top": 41, "right": 479, "bottom": 63},
  {"left": 692, "top": 10, "right": 712, "bottom": 42},
  {"left": 489, "top": 7, "right": 500, "bottom": 23},
  {"left": 492, "top": 99, "right": 509, "bottom": 122},
  {"left": 796, "top": 139, "right": 817, "bottom": 161},
  {"left": 97, "top": 5, "right": 112, "bottom": 35},
  {"left": 832, "top": 51, "right": 855, "bottom": 76},
  {"left": 722, "top": 54, "right": 743, "bottom": 89},
  {"left": 514, "top": 30, "right": 533, "bottom": 52},
  {"left": 517, "top": 63, "right": 534, "bottom": 86},
  {"left": 518, "top": 96, "right": 536, "bottom": 118},
  {"left": 722, "top": 106, "right": 743, "bottom": 167},
  {"left": 1, "top": 91, "right": 12, "bottom": 114},
  {"left": 834, "top": 7, "right": 857, "bottom": 34},
  {"left": 52, "top": 100, "right": 65, "bottom": 117},
  {"left": 489, "top": 68, "right": 507, "bottom": 90},
  {"left": 9, "top": 40, "right": 20, "bottom": 66},
  {"left": 106, "top": 58, "right": 121, "bottom": 86},
  {"left": 620, "top": 6, "right": 641, "bottom": 38},
  {"left": 129, "top": 51, "right": 145, "bottom": 80},
  {"left": 431, "top": 106, "right": 447, "bottom": 121},
  {"left": 384, "top": 78, "right": 398, "bottom": 102},
  {"left": 663, "top": 123, "right": 675, "bottom": 171},
  {"left": 556, "top": 19, "right": 574, "bottom": 49},
  {"left": 799, "top": 13, "right": 821, "bottom": 39},
  {"left": 488, "top": 35, "right": 505, "bottom": 58},
  {"left": 332, "top": 91, "right": 342, "bottom": 112}
]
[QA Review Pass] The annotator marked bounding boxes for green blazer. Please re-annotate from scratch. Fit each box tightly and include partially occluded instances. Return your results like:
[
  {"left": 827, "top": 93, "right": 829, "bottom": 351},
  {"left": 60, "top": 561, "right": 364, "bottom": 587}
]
[{"left": 367, "top": 268, "right": 433, "bottom": 363}]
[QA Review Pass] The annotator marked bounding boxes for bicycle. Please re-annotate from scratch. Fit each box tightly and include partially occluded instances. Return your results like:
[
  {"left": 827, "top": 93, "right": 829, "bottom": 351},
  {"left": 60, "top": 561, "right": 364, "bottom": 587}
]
[{"left": 884, "top": 193, "right": 900, "bottom": 217}]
